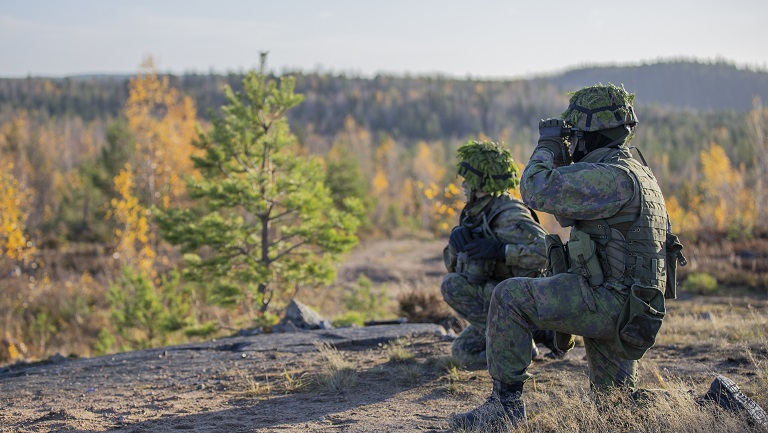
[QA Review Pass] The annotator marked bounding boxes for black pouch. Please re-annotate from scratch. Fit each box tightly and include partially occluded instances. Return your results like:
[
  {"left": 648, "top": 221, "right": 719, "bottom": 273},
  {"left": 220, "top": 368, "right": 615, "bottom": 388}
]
[
  {"left": 616, "top": 284, "right": 666, "bottom": 360},
  {"left": 545, "top": 234, "right": 569, "bottom": 276},
  {"left": 664, "top": 232, "right": 686, "bottom": 299}
]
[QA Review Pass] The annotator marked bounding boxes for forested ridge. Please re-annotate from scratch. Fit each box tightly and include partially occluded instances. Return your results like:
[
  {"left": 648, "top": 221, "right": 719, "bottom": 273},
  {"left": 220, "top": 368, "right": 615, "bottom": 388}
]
[
  {"left": 541, "top": 60, "right": 768, "bottom": 111},
  {"left": 1, "top": 58, "right": 767, "bottom": 363},
  {"left": 2, "top": 60, "right": 765, "bottom": 183},
  {"left": 3, "top": 59, "right": 768, "bottom": 130}
]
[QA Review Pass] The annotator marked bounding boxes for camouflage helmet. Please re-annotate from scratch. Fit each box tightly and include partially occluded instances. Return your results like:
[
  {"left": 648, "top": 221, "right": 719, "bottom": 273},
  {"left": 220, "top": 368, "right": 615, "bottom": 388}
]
[
  {"left": 561, "top": 84, "right": 638, "bottom": 132},
  {"left": 456, "top": 140, "right": 519, "bottom": 194}
]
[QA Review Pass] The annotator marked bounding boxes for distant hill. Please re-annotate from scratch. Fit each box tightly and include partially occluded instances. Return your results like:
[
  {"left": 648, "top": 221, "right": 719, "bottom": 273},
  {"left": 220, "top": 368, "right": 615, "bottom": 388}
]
[{"left": 537, "top": 60, "right": 768, "bottom": 111}]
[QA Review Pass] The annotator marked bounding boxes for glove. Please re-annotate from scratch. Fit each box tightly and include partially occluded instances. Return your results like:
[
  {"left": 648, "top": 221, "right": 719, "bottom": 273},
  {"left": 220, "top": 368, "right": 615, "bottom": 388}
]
[
  {"left": 539, "top": 117, "right": 567, "bottom": 138},
  {"left": 537, "top": 118, "right": 572, "bottom": 166},
  {"left": 449, "top": 226, "right": 473, "bottom": 252},
  {"left": 465, "top": 238, "right": 506, "bottom": 261}
]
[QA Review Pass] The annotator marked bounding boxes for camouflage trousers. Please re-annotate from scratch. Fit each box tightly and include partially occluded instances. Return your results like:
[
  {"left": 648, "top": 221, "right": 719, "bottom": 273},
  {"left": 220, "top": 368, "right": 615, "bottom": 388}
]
[
  {"left": 441, "top": 273, "right": 556, "bottom": 359},
  {"left": 441, "top": 273, "right": 496, "bottom": 358},
  {"left": 487, "top": 272, "right": 638, "bottom": 390}
]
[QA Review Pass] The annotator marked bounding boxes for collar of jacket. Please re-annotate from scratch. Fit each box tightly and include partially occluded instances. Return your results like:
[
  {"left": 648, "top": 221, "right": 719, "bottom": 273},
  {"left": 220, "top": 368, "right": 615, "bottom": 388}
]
[
  {"left": 462, "top": 193, "right": 502, "bottom": 221},
  {"left": 578, "top": 145, "right": 631, "bottom": 164}
]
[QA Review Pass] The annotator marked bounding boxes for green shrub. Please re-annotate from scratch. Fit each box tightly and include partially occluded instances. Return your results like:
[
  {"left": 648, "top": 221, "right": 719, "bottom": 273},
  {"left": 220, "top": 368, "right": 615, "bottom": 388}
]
[
  {"left": 184, "top": 321, "right": 219, "bottom": 338},
  {"left": 332, "top": 311, "right": 366, "bottom": 327},
  {"left": 344, "top": 274, "right": 388, "bottom": 319},
  {"left": 106, "top": 266, "right": 193, "bottom": 349},
  {"left": 681, "top": 272, "right": 719, "bottom": 294}
]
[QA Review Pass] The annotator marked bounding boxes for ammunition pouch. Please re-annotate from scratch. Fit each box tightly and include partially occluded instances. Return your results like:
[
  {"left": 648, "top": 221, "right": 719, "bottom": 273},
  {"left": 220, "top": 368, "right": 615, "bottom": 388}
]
[
  {"left": 567, "top": 231, "right": 605, "bottom": 287},
  {"left": 664, "top": 232, "right": 686, "bottom": 299},
  {"left": 456, "top": 251, "right": 496, "bottom": 285},
  {"left": 545, "top": 234, "right": 569, "bottom": 276},
  {"left": 545, "top": 234, "right": 576, "bottom": 354},
  {"left": 615, "top": 283, "right": 666, "bottom": 360}
]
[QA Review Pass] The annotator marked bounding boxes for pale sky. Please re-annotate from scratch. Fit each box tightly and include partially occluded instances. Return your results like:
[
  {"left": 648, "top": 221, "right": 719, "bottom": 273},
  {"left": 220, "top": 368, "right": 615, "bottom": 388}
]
[{"left": 2, "top": 0, "right": 767, "bottom": 79}]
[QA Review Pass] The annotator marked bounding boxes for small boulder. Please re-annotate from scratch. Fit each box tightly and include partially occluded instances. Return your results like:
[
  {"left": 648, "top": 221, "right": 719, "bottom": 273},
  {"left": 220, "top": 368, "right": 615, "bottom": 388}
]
[{"left": 276, "top": 299, "right": 332, "bottom": 332}]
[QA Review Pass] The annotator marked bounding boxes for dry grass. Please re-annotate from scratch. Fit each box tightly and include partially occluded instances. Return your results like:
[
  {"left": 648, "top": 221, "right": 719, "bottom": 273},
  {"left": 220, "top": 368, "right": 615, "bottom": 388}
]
[
  {"left": 520, "top": 379, "right": 759, "bottom": 433},
  {"left": 439, "top": 294, "right": 768, "bottom": 433},
  {"left": 227, "top": 369, "right": 273, "bottom": 398},
  {"left": 312, "top": 342, "right": 358, "bottom": 394},
  {"left": 384, "top": 337, "right": 416, "bottom": 363},
  {"left": 5, "top": 239, "right": 768, "bottom": 432},
  {"left": 659, "top": 298, "right": 768, "bottom": 347},
  {"left": 448, "top": 377, "right": 766, "bottom": 433}
]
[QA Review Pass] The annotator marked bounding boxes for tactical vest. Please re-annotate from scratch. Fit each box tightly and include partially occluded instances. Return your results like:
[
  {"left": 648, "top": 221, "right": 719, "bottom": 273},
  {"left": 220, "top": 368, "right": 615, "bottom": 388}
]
[
  {"left": 571, "top": 147, "right": 669, "bottom": 359},
  {"left": 573, "top": 148, "right": 668, "bottom": 294},
  {"left": 456, "top": 194, "right": 545, "bottom": 281}
]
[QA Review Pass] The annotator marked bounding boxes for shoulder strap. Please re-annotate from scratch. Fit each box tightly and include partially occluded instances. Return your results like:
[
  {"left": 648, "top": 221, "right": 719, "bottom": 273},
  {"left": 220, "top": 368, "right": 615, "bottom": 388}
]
[{"left": 481, "top": 198, "right": 544, "bottom": 241}]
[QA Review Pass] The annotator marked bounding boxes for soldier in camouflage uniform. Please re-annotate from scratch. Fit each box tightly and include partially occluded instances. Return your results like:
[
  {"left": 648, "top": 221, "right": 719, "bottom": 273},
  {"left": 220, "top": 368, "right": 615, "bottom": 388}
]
[
  {"left": 449, "top": 85, "right": 768, "bottom": 432},
  {"left": 449, "top": 84, "right": 672, "bottom": 431},
  {"left": 442, "top": 140, "right": 559, "bottom": 364}
]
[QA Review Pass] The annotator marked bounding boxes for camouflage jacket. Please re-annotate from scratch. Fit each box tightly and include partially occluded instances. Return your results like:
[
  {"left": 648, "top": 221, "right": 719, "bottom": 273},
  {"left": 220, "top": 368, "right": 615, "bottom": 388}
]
[
  {"left": 520, "top": 146, "right": 636, "bottom": 223},
  {"left": 521, "top": 145, "right": 669, "bottom": 288},
  {"left": 444, "top": 193, "right": 547, "bottom": 279}
]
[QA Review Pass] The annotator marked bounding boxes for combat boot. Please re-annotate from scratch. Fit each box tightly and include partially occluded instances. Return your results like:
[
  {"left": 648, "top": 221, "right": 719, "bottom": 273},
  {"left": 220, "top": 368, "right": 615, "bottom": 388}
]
[
  {"left": 700, "top": 374, "right": 768, "bottom": 428},
  {"left": 449, "top": 380, "right": 526, "bottom": 432}
]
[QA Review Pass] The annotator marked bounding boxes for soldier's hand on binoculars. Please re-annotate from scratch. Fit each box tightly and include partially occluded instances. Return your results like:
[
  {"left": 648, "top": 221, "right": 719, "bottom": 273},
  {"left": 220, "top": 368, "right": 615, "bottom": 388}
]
[
  {"left": 536, "top": 118, "right": 571, "bottom": 166},
  {"left": 539, "top": 118, "right": 566, "bottom": 138}
]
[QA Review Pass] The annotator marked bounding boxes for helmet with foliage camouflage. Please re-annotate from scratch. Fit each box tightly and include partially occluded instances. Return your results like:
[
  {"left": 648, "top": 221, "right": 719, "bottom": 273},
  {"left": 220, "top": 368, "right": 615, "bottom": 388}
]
[
  {"left": 456, "top": 140, "right": 519, "bottom": 194},
  {"left": 561, "top": 83, "right": 638, "bottom": 132}
]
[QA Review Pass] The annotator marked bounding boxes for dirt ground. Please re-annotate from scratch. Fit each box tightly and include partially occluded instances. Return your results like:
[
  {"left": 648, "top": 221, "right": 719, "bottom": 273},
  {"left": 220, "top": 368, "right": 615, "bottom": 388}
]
[{"left": 1, "top": 239, "right": 767, "bottom": 433}]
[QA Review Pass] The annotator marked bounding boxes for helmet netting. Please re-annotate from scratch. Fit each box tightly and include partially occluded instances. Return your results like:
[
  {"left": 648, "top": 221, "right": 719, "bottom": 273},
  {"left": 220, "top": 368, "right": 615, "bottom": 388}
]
[{"left": 456, "top": 140, "right": 519, "bottom": 194}]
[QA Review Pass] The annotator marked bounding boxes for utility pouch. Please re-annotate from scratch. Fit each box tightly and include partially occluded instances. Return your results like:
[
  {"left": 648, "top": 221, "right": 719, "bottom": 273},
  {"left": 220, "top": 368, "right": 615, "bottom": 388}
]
[
  {"left": 664, "top": 232, "right": 687, "bottom": 299},
  {"left": 615, "top": 284, "right": 666, "bottom": 360},
  {"left": 567, "top": 231, "right": 604, "bottom": 287},
  {"left": 545, "top": 234, "right": 569, "bottom": 276},
  {"left": 456, "top": 252, "right": 495, "bottom": 285}
]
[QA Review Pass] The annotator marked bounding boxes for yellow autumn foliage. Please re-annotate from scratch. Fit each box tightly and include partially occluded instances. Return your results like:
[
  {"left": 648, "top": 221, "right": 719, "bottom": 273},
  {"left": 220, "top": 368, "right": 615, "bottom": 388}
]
[
  {"left": 0, "top": 162, "right": 35, "bottom": 264},
  {"left": 125, "top": 57, "right": 198, "bottom": 210},
  {"left": 108, "top": 164, "right": 156, "bottom": 277},
  {"left": 666, "top": 143, "right": 757, "bottom": 238}
]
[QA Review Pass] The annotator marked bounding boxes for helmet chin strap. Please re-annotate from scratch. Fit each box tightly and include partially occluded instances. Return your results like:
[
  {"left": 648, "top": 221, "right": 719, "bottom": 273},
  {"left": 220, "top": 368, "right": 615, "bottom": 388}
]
[
  {"left": 571, "top": 131, "right": 586, "bottom": 156},
  {"left": 570, "top": 131, "right": 586, "bottom": 161},
  {"left": 467, "top": 188, "right": 478, "bottom": 204}
]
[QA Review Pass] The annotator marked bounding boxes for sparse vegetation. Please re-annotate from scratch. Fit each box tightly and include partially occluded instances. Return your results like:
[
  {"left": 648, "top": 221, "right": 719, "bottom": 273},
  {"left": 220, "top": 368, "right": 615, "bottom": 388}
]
[
  {"left": 331, "top": 311, "right": 367, "bottom": 327},
  {"left": 383, "top": 338, "right": 416, "bottom": 364},
  {"left": 681, "top": 272, "right": 720, "bottom": 295},
  {"left": 514, "top": 380, "right": 755, "bottom": 433},
  {"left": 281, "top": 368, "right": 308, "bottom": 393},
  {"left": 344, "top": 274, "right": 389, "bottom": 320},
  {"left": 398, "top": 280, "right": 463, "bottom": 333},
  {"left": 313, "top": 342, "right": 358, "bottom": 393},
  {"left": 232, "top": 370, "right": 273, "bottom": 398},
  {"left": 4, "top": 308, "right": 768, "bottom": 432},
  {"left": 390, "top": 363, "right": 423, "bottom": 386}
]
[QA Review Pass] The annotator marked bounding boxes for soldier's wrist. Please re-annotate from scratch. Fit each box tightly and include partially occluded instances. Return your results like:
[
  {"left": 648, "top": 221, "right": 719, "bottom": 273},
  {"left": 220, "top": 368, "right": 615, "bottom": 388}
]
[{"left": 531, "top": 144, "right": 555, "bottom": 161}]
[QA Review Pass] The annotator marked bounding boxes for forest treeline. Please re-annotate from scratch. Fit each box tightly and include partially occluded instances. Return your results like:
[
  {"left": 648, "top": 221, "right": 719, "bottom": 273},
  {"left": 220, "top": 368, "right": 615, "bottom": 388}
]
[
  {"left": 1, "top": 58, "right": 767, "bottom": 363},
  {"left": 1, "top": 59, "right": 767, "bottom": 240}
]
